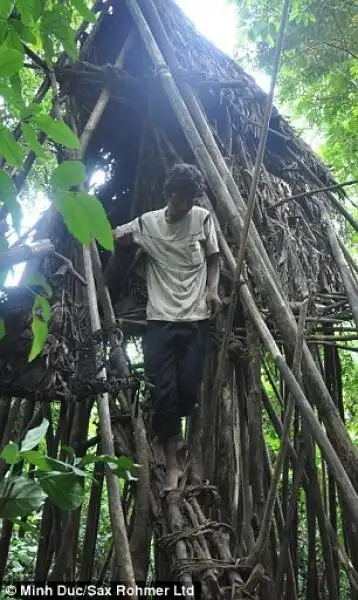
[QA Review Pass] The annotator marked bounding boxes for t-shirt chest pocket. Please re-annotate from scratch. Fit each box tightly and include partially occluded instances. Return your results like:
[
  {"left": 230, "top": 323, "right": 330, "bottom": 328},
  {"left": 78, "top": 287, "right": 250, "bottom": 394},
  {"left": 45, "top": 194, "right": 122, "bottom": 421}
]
[{"left": 187, "top": 233, "right": 205, "bottom": 266}]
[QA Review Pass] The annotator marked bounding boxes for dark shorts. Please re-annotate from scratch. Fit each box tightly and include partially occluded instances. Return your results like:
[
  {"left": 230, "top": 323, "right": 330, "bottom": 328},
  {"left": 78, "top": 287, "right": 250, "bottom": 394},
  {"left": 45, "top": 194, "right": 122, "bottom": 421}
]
[{"left": 143, "top": 320, "right": 210, "bottom": 443}]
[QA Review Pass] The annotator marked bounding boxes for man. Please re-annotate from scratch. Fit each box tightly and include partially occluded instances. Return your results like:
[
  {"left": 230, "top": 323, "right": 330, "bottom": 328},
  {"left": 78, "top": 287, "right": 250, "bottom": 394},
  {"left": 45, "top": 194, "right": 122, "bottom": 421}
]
[{"left": 113, "top": 163, "right": 221, "bottom": 490}]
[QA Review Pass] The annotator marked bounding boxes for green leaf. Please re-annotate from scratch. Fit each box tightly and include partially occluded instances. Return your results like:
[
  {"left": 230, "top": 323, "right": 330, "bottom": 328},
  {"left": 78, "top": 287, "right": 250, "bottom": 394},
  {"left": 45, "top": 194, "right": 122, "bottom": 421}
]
[
  {"left": 26, "top": 274, "right": 52, "bottom": 298},
  {"left": 0, "top": 318, "right": 5, "bottom": 340},
  {"left": 61, "top": 445, "right": 75, "bottom": 456},
  {"left": 12, "top": 517, "right": 38, "bottom": 534},
  {"left": 0, "top": 169, "right": 15, "bottom": 202},
  {"left": 0, "top": 19, "right": 9, "bottom": 45},
  {"left": 37, "top": 471, "right": 84, "bottom": 510},
  {"left": 77, "top": 191, "right": 114, "bottom": 251},
  {"left": 40, "top": 7, "right": 78, "bottom": 62},
  {"left": 117, "top": 469, "right": 138, "bottom": 482},
  {"left": 28, "top": 295, "right": 51, "bottom": 362},
  {"left": 33, "top": 115, "right": 80, "bottom": 149},
  {"left": 28, "top": 316, "right": 48, "bottom": 362},
  {"left": 9, "top": 19, "right": 37, "bottom": 45},
  {"left": 20, "top": 450, "right": 51, "bottom": 471},
  {"left": 0, "top": 126, "right": 24, "bottom": 168},
  {"left": 0, "top": 80, "right": 23, "bottom": 110},
  {"left": 20, "top": 102, "right": 41, "bottom": 121},
  {"left": 16, "top": 0, "right": 34, "bottom": 26},
  {"left": 9, "top": 73, "right": 22, "bottom": 101},
  {"left": 5, "top": 26, "right": 26, "bottom": 55},
  {"left": 70, "top": 0, "right": 96, "bottom": 23},
  {"left": 81, "top": 454, "right": 121, "bottom": 467},
  {"left": 20, "top": 418, "right": 49, "bottom": 452},
  {"left": 53, "top": 190, "right": 91, "bottom": 247},
  {"left": 0, "top": 46, "right": 23, "bottom": 76},
  {"left": 51, "top": 160, "right": 87, "bottom": 190},
  {"left": 22, "top": 123, "right": 47, "bottom": 158},
  {"left": 80, "top": 454, "right": 140, "bottom": 477},
  {"left": 79, "top": 454, "right": 139, "bottom": 480},
  {"left": 0, "top": 0, "right": 14, "bottom": 19},
  {"left": 21, "top": 452, "right": 78, "bottom": 476},
  {"left": 40, "top": 457, "right": 70, "bottom": 473},
  {"left": 33, "top": 294, "right": 51, "bottom": 322},
  {"left": 0, "top": 441, "right": 20, "bottom": 464},
  {"left": 29, "top": 0, "right": 45, "bottom": 23},
  {"left": 0, "top": 477, "right": 46, "bottom": 518},
  {"left": 0, "top": 167, "right": 22, "bottom": 234}
]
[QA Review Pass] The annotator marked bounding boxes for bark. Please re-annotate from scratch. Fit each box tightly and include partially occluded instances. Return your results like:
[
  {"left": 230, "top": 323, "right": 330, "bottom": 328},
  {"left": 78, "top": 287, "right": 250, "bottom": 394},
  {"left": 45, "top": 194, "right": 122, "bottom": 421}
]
[
  {"left": 80, "top": 454, "right": 105, "bottom": 580},
  {"left": 246, "top": 323, "right": 265, "bottom": 521}
]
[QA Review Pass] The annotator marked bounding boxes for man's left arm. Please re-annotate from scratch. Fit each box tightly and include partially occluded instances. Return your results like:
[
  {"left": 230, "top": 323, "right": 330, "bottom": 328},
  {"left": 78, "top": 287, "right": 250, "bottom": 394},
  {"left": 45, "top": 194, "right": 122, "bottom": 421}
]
[{"left": 204, "top": 215, "right": 222, "bottom": 316}]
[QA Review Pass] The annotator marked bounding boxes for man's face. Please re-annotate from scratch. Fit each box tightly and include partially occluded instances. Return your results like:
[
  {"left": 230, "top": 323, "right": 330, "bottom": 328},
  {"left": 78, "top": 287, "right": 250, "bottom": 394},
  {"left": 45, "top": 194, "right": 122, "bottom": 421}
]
[{"left": 166, "top": 193, "right": 193, "bottom": 221}]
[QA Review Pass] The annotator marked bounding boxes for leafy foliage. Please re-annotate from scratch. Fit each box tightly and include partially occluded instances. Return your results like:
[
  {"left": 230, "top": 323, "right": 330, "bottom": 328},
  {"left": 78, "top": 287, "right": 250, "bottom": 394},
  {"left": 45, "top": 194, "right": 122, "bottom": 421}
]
[
  {"left": 0, "top": 0, "right": 114, "bottom": 358},
  {"left": 0, "top": 419, "right": 138, "bottom": 519},
  {"left": 0, "top": 477, "right": 46, "bottom": 519},
  {"left": 232, "top": 0, "right": 358, "bottom": 188}
]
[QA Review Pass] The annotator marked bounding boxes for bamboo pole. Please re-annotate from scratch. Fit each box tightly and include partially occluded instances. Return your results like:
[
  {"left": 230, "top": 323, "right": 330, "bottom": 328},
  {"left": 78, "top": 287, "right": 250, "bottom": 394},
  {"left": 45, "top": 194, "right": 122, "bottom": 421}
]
[
  {"left": 271, "top": 179, "right": 358, "bottom": 210},
  {"left": 240, "top": 282, "right": 358, "bottom": 527},
  {"left": 128, "top": 0, "right": 358, "bottom": 491},
  {"left": 184, "top": 149, "right": 358, "bottom": 527},
  {"left": 46, "top": 38, "right": 137, "bottom": 583},
  {"left": 261, "top": 389, "right": 351, "bottom": 595},
  {"left": 80, "top": 30, "right": 136, "bottom": 155},
  {"left": 204, "top": 186, "right": 358, "bottom": 526},
  {"left": 199, "top": 175, "right": 358, "bottom": 531},
  {"left": 74, "top": 28, "right": 150, "bottom": 584},
  {"left": 286, "top": 147, "right": 358, "bottom": 231},
  {"left": 91, "top": 239, "right": 152, "bottom": 581},
  {"left": 82, "top": 248, "right": 135, "bottom": 587},
  {"left": 338, "top": 236, "right": 358, "bottom": 278},
  {"left": 260, "top": 433, "right": 298, "bottom": 597},
  {"left": 80, "top": 455, "right": 104, "bottom": 580},
  {"left": 274, "top": 438, "right": 309, "bottom": 600},
  {"left": 326, "top": 223, "right": 358, "bottom": 329},
  {"left": 246, "top": 299, "right": 308, "bottom": 567},
  {"left": 212, "top": 0, "right": 291, "bottom": 405}
]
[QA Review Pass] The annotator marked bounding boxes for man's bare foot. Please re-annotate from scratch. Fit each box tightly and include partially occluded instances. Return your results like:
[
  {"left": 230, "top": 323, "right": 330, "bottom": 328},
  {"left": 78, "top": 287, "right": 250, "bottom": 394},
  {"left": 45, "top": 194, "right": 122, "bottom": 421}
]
[{"left": 162, "top": 464, "right": 183, "bottom": 492}]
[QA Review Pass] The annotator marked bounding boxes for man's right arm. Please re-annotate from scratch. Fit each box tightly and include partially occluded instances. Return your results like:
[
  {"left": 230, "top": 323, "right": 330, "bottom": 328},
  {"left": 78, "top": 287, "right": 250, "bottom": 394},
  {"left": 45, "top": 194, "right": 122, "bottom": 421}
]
[{"left": 113, "top": 218, "right": 143, "bottom": 247}]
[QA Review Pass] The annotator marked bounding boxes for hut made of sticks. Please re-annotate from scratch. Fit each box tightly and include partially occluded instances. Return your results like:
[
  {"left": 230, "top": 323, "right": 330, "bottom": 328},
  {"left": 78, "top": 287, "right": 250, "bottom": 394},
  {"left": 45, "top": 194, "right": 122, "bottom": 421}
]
[{"left": 0, "top": 0, "right": 358, "bottom": 596}]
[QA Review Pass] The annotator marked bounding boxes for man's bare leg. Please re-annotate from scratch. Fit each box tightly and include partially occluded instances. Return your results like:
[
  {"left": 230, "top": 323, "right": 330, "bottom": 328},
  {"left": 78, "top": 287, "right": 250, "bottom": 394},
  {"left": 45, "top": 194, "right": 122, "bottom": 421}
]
[{"left": 163, "top": 434, "right": 183, "bottom": 491}]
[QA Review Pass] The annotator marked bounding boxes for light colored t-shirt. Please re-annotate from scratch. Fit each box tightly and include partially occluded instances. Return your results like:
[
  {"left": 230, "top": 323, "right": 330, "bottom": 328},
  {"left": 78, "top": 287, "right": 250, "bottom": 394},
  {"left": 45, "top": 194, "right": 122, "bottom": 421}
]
[{"left": 114, "top": 206, "right": 219, "bottom": 322}]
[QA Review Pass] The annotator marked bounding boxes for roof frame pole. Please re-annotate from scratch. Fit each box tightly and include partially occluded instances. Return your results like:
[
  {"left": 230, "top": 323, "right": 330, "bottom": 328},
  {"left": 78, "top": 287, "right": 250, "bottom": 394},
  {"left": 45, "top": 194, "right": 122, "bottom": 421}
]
[
  {"left": 213, "top": 0, "right": 291, "bottom": 405},
  {"left": 126, "top": 0, "right": 358, "bottom": 494},
  {"left": 80, "top": 30, "right": 136, "bottom": 156}
]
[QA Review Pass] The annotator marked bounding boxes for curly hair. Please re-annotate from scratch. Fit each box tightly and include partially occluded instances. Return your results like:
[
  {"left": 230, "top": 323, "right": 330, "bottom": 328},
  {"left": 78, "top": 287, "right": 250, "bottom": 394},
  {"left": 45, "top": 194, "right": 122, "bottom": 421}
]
[{"left": 163, "top": 163, "right": 206, "bottom": 202}]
